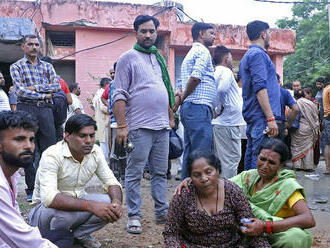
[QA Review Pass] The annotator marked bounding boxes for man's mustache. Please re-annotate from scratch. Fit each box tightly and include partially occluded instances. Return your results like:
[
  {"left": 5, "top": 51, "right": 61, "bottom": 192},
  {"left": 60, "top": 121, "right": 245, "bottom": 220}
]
[{"left": 19, "top": 151, "right": 34, "bottom": 156}]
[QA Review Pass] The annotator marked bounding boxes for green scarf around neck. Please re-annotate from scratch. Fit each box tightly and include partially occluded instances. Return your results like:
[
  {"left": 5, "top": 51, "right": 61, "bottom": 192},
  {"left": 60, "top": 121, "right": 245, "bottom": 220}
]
[{"left": 133, "top": 42, "right": 175, "bottom": 108}]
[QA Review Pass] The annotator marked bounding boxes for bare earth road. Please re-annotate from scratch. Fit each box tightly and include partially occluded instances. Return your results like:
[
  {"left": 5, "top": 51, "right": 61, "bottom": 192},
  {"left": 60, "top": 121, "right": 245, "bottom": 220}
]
[{"left": 17, "top": 161, "right": 330, "bottom": 248}]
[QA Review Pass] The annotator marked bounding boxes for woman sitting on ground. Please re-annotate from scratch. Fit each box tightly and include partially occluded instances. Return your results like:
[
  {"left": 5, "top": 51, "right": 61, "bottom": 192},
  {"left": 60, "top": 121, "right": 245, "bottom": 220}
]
[
  {"left": 163, "top": 150, "right": 270, "bottom": 248},
  {"left": 174, "top": 139, "right": 315, "bottom": 248}
]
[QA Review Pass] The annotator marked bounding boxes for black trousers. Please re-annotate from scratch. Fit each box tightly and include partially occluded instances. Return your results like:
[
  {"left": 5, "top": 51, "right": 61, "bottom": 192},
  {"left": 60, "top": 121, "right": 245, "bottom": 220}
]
[{"left": 17, "top": 102, "right": 56, "bottom": 195}]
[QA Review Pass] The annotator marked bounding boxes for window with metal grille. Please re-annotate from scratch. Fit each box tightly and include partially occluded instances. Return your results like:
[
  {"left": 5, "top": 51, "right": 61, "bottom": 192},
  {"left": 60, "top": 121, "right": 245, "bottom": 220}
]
[{"left": 47, "top": 31, "right": 75, "bottom": 47}]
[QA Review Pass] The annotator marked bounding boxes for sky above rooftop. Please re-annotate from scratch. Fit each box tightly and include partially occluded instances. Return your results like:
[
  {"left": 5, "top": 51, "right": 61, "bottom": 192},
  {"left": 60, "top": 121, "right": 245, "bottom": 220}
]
[{"left": 110, "top": 0, "right": 294, "bottom": 27}]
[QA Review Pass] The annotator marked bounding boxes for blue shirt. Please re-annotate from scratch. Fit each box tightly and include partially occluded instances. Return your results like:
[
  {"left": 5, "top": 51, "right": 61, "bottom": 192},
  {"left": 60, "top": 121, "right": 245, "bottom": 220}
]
[
  {"left": 180, "top": 42, "right": 216, "bottom": 107},
  {"left": 279, "top": 87, "right": 296, "bottom": 121},
  {"left": 108, "top": 81, "right": 116, "bottom": 124},
  {"left": 239, "top": 45, "right": 280, "bottom": 124},
  {"left": 8, "top": 90, "right": 17, "bottom": 105}
]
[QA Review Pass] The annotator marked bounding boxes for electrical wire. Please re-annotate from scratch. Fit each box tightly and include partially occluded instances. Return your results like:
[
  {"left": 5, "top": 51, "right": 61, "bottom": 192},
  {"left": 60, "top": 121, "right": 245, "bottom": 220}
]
[
  {"left": 58, "top": 33, "right": 133, "bottom": 61},
  {"left": 55, "top": 5, "right": 196, "bottom": 61},
  {"left": 176, "top": 7, "right": 198, "bottom": 22},
  {"left": 254, "top": 0, "right": 330, "bottom": 4}
]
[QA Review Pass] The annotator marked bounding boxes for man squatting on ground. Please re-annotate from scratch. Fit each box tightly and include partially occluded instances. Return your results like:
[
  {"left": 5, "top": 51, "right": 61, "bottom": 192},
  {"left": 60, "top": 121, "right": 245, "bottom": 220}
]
[{"left": 29, "top": 114, "right": 123, "bottom": 248}]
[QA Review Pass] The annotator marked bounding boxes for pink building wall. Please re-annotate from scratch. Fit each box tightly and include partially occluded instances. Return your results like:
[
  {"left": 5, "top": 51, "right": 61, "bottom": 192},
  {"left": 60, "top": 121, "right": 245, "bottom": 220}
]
[
  {"left": 75, "top": 29, "right": 136, "bottom": 112},
  {"left": 0, "top": 0, "right": 296, "bottom": 115}
]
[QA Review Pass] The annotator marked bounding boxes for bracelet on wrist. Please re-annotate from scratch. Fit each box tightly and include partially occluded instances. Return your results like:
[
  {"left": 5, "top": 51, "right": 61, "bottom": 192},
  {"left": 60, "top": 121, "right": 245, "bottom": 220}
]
[
  {"left": 83, "top": 200, "right": 88, "bottom": 211},
  {"left": 266, "top": 117, "right": 275, "bottom": 122},
  {"left": 117, "top": 124, "right": 128, "bottom": 129}
]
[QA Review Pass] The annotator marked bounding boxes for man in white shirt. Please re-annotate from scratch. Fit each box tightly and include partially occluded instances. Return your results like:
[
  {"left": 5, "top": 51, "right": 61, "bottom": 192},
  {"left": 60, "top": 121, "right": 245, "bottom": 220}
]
[
  {"left": 0, "top": 110, "right": 57, "bottom": 248},
  {"left": 0, "top": 72, "right": 10, "bottom": 112},
  {"left": 67, "top": 83, "right": 85, "bottom": 121},
  {"left": 212, "top": 46, "right": 246, "bottom": 178},
  {"left": 29, "top": 114, "right": 123, "bottom": 248}
]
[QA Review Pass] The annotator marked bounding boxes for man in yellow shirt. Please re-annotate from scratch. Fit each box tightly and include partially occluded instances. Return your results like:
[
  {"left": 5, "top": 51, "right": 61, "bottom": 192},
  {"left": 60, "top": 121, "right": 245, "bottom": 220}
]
[
  {"left": 322, "top": 82, "right": 330, "bottom": 175},
  {"left": 29, "top": 114, "right": 123, "bottom": 248}
]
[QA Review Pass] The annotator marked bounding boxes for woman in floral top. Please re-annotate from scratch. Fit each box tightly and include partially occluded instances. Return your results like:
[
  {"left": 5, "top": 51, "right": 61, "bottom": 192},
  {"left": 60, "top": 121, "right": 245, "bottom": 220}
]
[{"left": 163, "top": 150, "right": 270, "bottom": 248}]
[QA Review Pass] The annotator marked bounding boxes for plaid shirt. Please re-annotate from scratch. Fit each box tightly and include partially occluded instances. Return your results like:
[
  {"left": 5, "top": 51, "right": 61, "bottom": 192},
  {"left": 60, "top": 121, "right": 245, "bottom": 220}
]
[
  {"left": 10, "top": 57, "right": 61, "bottom": 100},
  {"left": 180, "top": 42, "right": 216, "bottom": 107}
]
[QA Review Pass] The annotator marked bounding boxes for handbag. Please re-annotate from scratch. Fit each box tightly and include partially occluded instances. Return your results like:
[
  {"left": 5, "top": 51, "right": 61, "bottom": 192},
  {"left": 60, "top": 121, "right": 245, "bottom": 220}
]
[{"left": 169, "top": 129, "right": 183, "bottom": 159}]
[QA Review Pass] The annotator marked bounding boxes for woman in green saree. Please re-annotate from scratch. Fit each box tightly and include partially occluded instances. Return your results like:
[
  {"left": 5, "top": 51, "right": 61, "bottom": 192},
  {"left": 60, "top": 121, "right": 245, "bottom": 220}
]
[{"left": 175, "top": 139, "right": 315, "bottom": 248}]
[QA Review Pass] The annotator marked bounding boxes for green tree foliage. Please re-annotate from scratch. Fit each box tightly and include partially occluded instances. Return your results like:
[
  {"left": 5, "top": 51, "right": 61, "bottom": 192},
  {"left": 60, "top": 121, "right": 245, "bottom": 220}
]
[{"left": 276, "top": 0, "right": 329, "bottom": 86}]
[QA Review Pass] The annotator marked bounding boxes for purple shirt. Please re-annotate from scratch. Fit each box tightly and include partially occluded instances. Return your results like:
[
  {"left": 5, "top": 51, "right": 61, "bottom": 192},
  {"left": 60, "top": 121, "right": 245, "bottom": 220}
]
[
  {"left": 0, "top": 166, "right": 57, "bottom": 248},
  {"left": 113, "top": 49, "right": 169, "bottom": 131}
]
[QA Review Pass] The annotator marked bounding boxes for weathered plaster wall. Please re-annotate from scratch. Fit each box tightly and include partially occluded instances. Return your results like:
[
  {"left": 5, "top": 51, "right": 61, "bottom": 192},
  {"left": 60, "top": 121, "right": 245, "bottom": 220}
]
[
  {"left": 75, "top": 28, "right": 135, "bottom": 112},
  {"left": 173, "top": 22, "right": 296, "bottom": 55},
  {"left": 0, "top": 0, "right": 296, "bottom": 115}
]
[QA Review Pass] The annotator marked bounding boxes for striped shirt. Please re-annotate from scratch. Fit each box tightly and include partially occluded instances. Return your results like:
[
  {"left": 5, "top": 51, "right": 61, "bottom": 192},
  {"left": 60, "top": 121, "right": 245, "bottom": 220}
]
[
  {"left": 0, "top": 89, "right": 10, "bottom": 111},
  {"left": 180, "top": 42, "right": 216, "bottom": 107},
  {"left": 113, "top": 49, "right": 169, "bottom": 131},
  {"left": 10, "top": 57, "right": 61, "bottom": 100}
]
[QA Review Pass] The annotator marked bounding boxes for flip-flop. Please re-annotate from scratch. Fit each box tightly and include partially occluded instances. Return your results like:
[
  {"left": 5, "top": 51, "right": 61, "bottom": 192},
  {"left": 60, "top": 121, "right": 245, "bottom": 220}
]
[
  {"left": 323, "top": 172, "right": 330, "bottom": 175},
  {"left": 126, "top": 218, "right": 142, "bottom": 234},
  {"left": 155, "top": 216, "right": 167, "bottom": 225}
]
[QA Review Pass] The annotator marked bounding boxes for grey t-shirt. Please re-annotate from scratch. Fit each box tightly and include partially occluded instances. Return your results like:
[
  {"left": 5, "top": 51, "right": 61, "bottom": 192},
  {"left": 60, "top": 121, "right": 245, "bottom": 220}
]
[{"left": 113, "top": 49, "right": 169, "bottom": 131}]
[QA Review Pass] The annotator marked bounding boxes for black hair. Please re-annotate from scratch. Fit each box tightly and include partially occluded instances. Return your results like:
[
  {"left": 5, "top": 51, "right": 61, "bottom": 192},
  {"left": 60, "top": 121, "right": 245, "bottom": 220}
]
[
  {"left": 0, "top": 110, "right": 38, "bottom": 133},
  {"left": 236, "top": 71, "right": 241, "bottom": 82},
  {"left": 283, "top": 83, "right": 293, "bottom": 90},
  {"left": 133, "top": 15, "right": 160, "bottom": 31},
  {"left": 213, "top": 45, "right": 231, "bottom": 66},
  {"left": 65, "top": 114, "right": 97, "bottom": 134},
  {"left": 258, "top": 138, "right": 291, "bottom": 163},
  {"left": 246, "top": 20, "right": 269, "bottom": 41},
  {"left": 191, "top": 22, "right": 213, "bottom": 41},
  {"left": 294, "top": 89, "right": 305, "bottom": 99},
  {"left": 303, "top": 87, "right": 312, "bottom": 95},
  {"left": 41, "top": 56, "right": 53, "bottom": 65},
  {"left": 315, "top": 77, "right": 326, "bottom": 84},
  {"left": 186, "top": 150, "right": 221, "bottom": 177},
  {"left": 69, "top": 83, "right": 79, "bottom": 93},
  {"left": 100, "top": 77, "right": 111, "bottom": 88},
  {"left": 23, "top": 34, "right": 38, "bottom": 43},
  {"left": 276, "top": 73, "right": 281, "bottom": 82}
]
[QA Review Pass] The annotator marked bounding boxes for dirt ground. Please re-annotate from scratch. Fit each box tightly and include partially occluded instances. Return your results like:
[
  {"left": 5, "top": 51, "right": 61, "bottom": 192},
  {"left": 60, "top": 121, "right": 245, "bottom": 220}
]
[{"left": 18, "top": 175, "right": 330, "bottom": 248}]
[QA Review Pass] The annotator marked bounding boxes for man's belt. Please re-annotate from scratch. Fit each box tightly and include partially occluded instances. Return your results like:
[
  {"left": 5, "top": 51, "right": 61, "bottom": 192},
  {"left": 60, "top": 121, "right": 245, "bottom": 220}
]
[{"left": 18, "top": 97, "right": 53, "bottom": 107}]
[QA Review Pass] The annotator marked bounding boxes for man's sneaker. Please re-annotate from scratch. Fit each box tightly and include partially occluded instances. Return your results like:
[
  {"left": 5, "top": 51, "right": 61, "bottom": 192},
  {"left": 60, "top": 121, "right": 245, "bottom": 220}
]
[
  {"left": 75, "top": 235, "right": 101, "bottom": 248},
  {"left": 26, "top": 194, "right": 33, "bottom": 202}
]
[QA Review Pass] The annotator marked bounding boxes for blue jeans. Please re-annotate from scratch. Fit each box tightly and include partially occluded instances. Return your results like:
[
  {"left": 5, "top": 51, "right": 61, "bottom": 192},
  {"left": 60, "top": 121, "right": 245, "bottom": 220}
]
[
  {"left": 125, "top": 128, "right": 169, "bottom": 219},
  {"left": 244, "top": 119, "right": 267, "bottom": 170},
  {"left": 180, "top": 102, "right": 213, "bottom": 180}
]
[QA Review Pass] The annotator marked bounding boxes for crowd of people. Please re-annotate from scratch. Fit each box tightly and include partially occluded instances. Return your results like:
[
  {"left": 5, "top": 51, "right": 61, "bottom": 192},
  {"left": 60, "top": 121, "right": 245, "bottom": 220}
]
[{"left": 0, "top": 13, "right": 328, "bottom": 248}]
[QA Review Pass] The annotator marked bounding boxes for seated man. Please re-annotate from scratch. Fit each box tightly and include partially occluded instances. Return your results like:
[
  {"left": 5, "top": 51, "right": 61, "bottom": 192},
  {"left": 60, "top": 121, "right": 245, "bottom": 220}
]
[
  {"left": 0, "top": 110, "right": 56, "bottom": 247},
  {"left": 29, "top": 114, "right": 123, "bottom": 248}
]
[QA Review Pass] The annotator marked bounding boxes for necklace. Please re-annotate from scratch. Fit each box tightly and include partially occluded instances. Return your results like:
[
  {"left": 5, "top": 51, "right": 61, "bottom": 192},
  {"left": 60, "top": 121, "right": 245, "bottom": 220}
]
[{"left": 197, "top": 182, "right": 219, "bottom": 215}]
